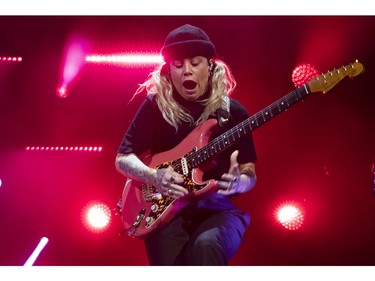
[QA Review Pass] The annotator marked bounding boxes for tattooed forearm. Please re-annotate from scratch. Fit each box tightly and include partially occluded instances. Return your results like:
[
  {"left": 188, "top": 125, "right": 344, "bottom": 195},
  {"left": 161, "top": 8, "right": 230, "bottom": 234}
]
[{"left": 115, "top": 153, "right": 157, "bottom": 186}]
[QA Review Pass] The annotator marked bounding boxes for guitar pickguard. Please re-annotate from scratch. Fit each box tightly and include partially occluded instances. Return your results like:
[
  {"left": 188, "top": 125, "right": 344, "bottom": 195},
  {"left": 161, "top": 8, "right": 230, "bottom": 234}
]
[{"left": 140, "top": 154, "right": 210, "bottom": 228}]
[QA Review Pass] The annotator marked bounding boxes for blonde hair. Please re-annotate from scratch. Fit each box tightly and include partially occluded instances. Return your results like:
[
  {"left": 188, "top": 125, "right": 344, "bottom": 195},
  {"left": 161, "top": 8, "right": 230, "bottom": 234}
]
[{"left": 133, "top": 59, "right": 236, "bottom": 131}]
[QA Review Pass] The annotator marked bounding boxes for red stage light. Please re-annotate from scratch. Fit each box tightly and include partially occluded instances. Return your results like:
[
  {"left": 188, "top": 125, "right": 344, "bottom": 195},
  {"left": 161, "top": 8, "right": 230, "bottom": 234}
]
[
  {"left": 292, "top": 63, "right": 320, "bottom": 88},
  {"left": 276, "top": 203, "right": 304, "bottom": 231},
  {"left": 83, "top": 203, "right": 112, "bottom": 233},
  {"left": 25, "top": 146, "right": 103, "bottom": 152},
  {"left": 57, "top": 36, "right": 89, "bottom": 98},
  {"left": 85, "top": 53, "right": 163, "bottom": 66},
  {"left": 0, "top": 56, "right": 22, "bottom": 62},
  {"left": 56, "top": 85, "right": 68, "bottom": 98}
]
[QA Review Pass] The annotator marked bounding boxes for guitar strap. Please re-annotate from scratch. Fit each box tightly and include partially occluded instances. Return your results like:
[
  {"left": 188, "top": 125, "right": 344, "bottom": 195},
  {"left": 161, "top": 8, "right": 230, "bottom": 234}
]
[{"left": 216, "top": 96, "right": 230, "bottom": 128}]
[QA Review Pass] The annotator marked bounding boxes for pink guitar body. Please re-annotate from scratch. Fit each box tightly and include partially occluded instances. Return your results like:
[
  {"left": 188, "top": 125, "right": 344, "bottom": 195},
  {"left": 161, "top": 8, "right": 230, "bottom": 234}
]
[{"left": 121, "top": 119, "right": 219, "bottom": 239}]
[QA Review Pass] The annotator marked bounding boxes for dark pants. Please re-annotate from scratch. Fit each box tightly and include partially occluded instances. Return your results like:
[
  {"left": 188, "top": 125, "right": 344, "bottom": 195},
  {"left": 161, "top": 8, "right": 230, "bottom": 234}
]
[{"left": 145, "top": 196, "right": 250, "bottom": 265}]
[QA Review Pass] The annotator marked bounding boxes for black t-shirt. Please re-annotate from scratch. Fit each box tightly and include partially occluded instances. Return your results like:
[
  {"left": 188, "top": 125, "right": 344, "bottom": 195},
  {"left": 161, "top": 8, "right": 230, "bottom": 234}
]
[{"left": 118, "top": 93, "right": 257, "bottom": 183}]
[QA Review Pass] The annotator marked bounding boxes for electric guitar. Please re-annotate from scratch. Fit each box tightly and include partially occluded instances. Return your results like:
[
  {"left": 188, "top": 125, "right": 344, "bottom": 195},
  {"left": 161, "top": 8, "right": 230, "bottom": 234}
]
[{"left": 120, "top": 60, "right": 364, "bottom": 239}]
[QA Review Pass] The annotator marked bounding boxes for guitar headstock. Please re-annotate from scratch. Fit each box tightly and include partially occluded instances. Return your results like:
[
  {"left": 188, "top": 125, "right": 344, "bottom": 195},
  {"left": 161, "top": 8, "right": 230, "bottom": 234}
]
[{"left": 307, "top": 60, "right": 364, "bottom": 94}]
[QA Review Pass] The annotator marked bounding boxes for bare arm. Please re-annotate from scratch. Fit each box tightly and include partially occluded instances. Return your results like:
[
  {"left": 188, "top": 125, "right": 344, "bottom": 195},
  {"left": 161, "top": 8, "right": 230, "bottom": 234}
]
[
  {"left": 237, "top": 162, "right": 257, "bottom": 193},
  {"left": 217, "top": 150, "right": 257, "bottom": 195}
]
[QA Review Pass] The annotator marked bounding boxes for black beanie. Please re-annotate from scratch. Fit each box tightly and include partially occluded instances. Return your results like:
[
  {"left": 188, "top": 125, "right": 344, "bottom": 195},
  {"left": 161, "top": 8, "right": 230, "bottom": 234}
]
[{"left": 161, "top": 24, "right": 216, "bottom": 62}]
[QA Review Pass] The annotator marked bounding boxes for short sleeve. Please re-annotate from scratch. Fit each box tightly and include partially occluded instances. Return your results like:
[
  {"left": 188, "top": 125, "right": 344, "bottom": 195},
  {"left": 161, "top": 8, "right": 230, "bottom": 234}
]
[{"left": 117, "top": 95, "right": 157, "bottom": 156}]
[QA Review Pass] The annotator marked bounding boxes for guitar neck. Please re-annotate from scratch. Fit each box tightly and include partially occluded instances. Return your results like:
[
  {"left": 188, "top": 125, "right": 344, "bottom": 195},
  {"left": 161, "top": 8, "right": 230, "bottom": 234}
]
[{"left": 188, "top": 85, "right": 310, "bottom": 168}]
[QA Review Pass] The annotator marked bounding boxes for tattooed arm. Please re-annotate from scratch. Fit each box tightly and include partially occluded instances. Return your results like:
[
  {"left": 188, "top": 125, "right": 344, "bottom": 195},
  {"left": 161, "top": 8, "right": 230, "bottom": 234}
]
[
  {"left": 115, "top": 153, "right": 158, "bottom": 186},
  {"left": 115, "top": 153, "right": 187, "bottom": 198}
]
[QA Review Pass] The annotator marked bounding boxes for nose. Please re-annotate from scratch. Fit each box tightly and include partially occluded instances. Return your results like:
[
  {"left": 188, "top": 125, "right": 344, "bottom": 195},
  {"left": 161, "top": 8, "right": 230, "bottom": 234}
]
[{"left": 182, "top": 62, "right": 193, "bottom": 76}]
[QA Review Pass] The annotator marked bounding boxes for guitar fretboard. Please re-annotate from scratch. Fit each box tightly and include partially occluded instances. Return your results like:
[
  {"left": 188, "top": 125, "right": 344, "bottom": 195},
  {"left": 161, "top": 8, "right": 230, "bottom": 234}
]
[{"left": 186, "top": 85, "right": 310, "bottom": 168}]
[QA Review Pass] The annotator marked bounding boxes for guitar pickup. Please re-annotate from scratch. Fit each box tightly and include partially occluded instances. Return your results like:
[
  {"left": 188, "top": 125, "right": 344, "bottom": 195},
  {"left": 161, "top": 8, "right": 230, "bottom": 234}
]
[{"left": 181, "top": 157, "right": 189, "bottom": 175}]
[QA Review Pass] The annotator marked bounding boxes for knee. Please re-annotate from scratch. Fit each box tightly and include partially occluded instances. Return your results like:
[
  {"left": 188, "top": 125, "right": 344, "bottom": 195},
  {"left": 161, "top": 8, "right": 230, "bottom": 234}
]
[
  {"left": 193, "top": 231, "right": 220, "bottom": 252},
  {"left": 187, "top": 230, "right": 227, "bottom": 265}
]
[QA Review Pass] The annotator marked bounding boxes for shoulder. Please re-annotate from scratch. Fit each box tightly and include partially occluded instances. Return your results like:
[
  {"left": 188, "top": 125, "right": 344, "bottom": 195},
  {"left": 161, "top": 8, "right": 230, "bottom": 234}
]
[
  {"left": 145, "top": 93, "right": 157, "bottom": 104},
  {"left": 229, "top": 98, "right": 249, "bottom": 115},
  {"left": 132, "top": 94, "right": 160, "bottom": 120},
  {"left": 139, "top": 94, "right": 158, "bottom": 111}
]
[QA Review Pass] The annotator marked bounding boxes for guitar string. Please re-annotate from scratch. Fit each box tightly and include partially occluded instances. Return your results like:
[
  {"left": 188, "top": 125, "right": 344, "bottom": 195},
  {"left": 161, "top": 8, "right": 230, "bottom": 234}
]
[
  {"left": 183, "top": 88, "right": 303, "bottom": 167},
  {"left": 172, "top": 84, "right": 313, "bottom": 171},
  {"left": 171, "top": 66, "right": 352, "bottom": 173}
]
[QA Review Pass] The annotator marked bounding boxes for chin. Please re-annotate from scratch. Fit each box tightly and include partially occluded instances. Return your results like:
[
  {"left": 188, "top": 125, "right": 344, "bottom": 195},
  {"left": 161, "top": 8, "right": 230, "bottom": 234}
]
[
  {"left": 186, "top": 96, "right": 200, "bottom": 101},
  {"left": 184, "top": 91, "right": 203, "bottom": 101}
]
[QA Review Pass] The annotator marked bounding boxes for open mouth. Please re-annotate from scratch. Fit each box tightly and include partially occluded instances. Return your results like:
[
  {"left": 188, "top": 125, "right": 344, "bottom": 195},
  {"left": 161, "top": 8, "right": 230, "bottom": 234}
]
[{"left": 182, "top": 80, "right": 197, "bottom": 90}]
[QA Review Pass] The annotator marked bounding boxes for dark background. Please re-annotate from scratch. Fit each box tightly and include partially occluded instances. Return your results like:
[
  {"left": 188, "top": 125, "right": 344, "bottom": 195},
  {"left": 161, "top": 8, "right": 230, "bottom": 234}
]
[{"left": 0, "top": 16, "right": 374, "bottom": 266}]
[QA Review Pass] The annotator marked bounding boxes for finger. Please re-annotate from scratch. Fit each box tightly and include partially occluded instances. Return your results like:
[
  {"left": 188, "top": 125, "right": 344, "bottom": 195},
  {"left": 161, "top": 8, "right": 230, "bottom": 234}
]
[
  {"left": 228, "top": 150, "right": 240, "bottom": 175},
  {"left": 217, "top": 188, "right": 235, "bottom": 196},
  {"left": 173, "top": 189, "right": 188, "bottom": 197},
  {"left": 221, "top": 172, "right": 238, "bottom": 183},
  {"left": 164, "top": 182, "right": 188, "bottom": 195},
  {"left": 171, "top": 183, "right": 189, "bottom": 195},
  {"left": 166, "top": 188, "right": 180, "bottom": 198},
  {"left": 217, "top": 180, "right": 231, "bottom": 190},
  {"left": 166, "top": 186, "right": 188, "bottom": 198},
  {"left": 221, "top": 173, "right": 233, "bottom": 183}
]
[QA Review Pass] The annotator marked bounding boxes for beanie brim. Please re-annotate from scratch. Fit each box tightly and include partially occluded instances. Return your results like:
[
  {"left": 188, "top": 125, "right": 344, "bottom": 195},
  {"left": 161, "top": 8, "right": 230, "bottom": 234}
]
[
  {"left": 161, "top": 24, "right": 216, "bottom": 62},
  {"left": 162, "top": 40, "right": 215, "bottom": 62}
]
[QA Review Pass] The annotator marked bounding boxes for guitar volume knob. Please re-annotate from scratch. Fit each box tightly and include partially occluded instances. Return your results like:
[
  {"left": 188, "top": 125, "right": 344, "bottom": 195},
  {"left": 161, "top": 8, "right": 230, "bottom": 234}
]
[
  {"left": 145, "top": 217, "right": 153, "bottom": 226},
  {"left": 151, "top": 204, "right": 158, "bottom": 213}
]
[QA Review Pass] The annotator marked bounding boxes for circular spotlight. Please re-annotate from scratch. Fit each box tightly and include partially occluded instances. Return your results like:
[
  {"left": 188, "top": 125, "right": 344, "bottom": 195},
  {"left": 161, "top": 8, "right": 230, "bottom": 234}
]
[
  {"left": 275, "top": 203, "right": 304, "bottom": 231},
  {"left": 82, "top": 202, "right": 112, "bottom": 233},
  {"left": 292, "top": 63, "right": 319, "bottom": 88}
]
